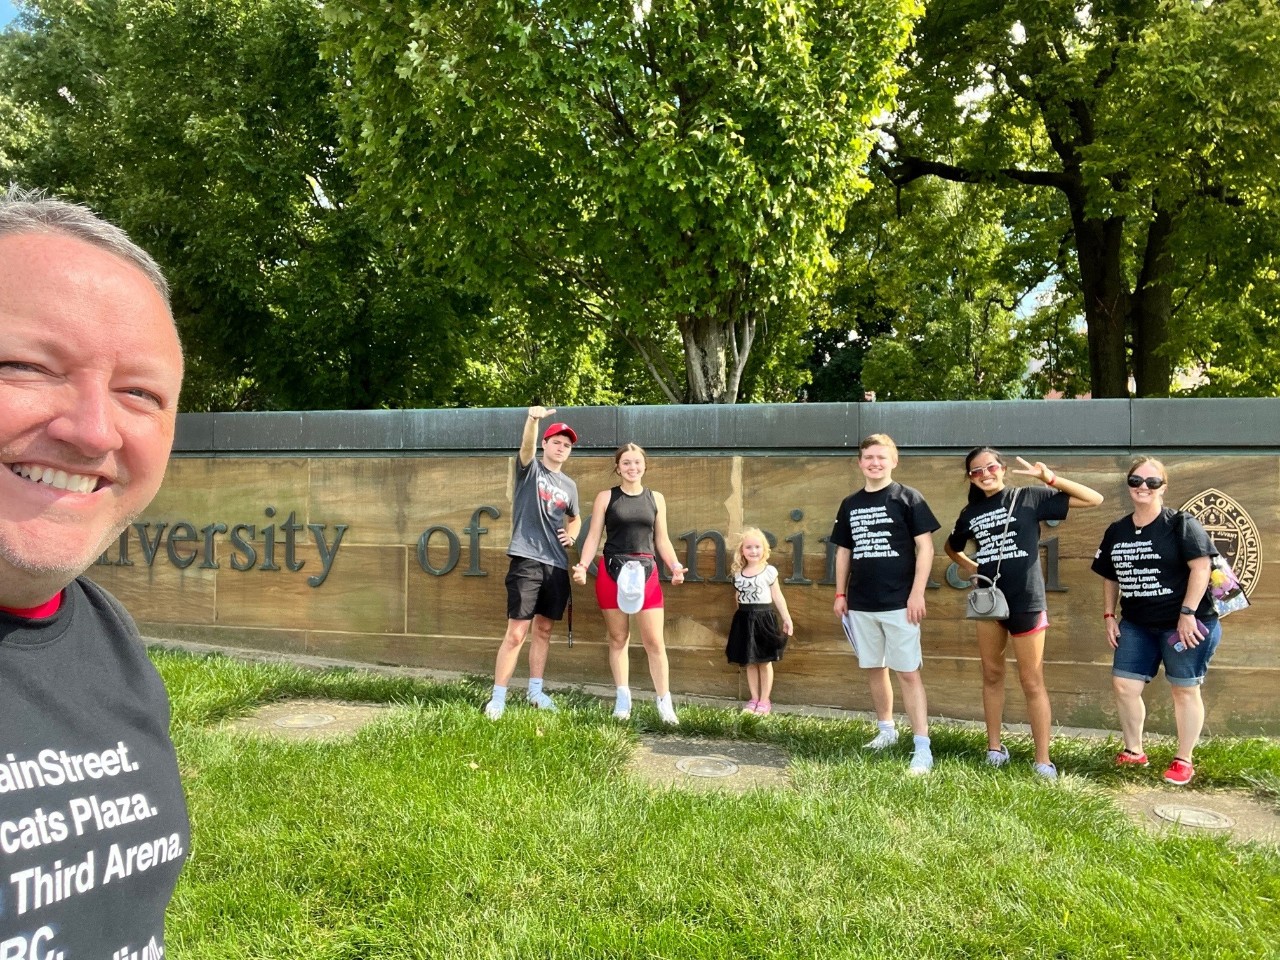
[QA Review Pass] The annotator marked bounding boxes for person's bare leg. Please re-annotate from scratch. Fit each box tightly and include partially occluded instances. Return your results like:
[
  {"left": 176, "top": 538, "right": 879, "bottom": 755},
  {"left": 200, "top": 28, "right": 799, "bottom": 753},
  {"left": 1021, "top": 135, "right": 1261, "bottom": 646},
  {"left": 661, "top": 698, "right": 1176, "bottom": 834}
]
[
  {"left": 603, "top": 608, "right": 632, "bottom": 717},
  {"left": 1170, "top": 683, "right": 1205, "bottom": 763},
  {"left": 758, "top": 662, "right": 774, "bottom": 704},
  {"left": 635, "top": 608, "right": 670, "bottom": 696},
  {"left": 866, "top": 666, "right": 894, "bottom": 723},
  {"left": 975, "top": 621, "right": 1010, "bottom": 754},
  {"left": 897, "top": 669, "right": 929, "bottom": 737},
  {"left": 486, "top": 619, "right": 532, "bottom": 718},
  {"left": 527, "top": 614, "right": 553, "bottom": 680},
  {"left": 1010, "top": 630, "right": 1053, "bottom": 766},
  {"left": 1113, "top": 676, "right": 1148, "bottom": 755}
]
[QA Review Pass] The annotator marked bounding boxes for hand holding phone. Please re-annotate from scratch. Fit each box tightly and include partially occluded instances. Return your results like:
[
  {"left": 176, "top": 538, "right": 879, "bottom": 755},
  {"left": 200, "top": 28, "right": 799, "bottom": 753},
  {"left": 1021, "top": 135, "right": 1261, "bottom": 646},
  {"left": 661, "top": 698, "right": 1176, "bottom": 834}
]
[{"left": 1166, "top": 619, "right": 1208, "bottom": 653}]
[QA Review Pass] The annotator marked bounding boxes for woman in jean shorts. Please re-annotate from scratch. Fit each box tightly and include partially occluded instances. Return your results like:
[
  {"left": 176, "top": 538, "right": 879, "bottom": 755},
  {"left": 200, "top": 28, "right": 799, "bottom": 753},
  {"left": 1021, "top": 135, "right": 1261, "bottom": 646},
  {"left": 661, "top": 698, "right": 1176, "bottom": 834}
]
[{"left": 1091, "top": 458, "right": 1221, "bottom": 786}]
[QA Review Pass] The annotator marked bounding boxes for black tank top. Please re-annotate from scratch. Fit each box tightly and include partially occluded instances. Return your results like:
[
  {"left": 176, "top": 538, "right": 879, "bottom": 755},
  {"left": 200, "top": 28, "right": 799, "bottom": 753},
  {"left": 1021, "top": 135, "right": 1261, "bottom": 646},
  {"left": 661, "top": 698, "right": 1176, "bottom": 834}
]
[{"left": 603, "top": 486, "right": 657, "bottom": 557}]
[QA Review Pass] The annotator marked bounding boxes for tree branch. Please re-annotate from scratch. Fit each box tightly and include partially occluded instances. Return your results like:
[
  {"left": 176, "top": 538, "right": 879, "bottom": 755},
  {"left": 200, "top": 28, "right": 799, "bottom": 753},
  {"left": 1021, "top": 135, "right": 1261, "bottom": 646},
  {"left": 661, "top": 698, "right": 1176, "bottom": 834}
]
[
  {"left": 879, "top": 152, "right": 1073, "bottom": 192},
  {"left": 626, "top": 332, "right": 683, "bottom": 404}
]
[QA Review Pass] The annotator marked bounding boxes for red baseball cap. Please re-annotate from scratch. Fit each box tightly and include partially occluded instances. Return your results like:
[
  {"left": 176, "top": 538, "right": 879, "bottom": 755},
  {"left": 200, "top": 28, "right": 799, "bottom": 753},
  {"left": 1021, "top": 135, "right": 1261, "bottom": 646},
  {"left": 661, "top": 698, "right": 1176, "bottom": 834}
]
[{"left": 542, "top": 422, "right": 578, "bottom": 444}]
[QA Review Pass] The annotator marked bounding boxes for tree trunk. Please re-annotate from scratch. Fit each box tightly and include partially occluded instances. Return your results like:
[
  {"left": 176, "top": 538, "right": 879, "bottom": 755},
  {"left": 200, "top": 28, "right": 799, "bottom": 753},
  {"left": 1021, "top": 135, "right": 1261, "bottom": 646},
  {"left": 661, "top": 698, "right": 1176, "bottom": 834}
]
[
  {"left": 1131, "top": 205, "right": 1176, "bottom": 397},
  {"left": 679, "top": 309, "right": 754, "bottom": 403},
  {"left": 1066, "top": 192, "right": 1131, "bottom": 398}
]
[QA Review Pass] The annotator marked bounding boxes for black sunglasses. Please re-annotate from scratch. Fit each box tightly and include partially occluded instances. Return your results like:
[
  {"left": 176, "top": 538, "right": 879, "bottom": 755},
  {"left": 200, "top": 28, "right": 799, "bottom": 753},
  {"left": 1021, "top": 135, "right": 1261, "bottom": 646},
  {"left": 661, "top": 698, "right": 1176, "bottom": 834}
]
[{"left": 1127, "top": 475, "right": 1166, "bottom": 489}]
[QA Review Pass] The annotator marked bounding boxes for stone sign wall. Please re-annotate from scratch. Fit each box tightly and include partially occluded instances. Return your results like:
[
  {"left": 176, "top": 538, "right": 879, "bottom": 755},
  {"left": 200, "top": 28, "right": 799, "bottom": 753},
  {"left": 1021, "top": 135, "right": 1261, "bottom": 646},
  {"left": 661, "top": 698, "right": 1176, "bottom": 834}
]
[{"left": 87, "top": 400, "right": 1278, "bottom": 734}]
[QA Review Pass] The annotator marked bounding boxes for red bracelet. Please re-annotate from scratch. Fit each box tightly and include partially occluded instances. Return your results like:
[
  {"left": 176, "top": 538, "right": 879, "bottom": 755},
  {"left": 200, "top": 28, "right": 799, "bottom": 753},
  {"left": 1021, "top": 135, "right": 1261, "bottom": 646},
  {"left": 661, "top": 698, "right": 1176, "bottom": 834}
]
[
  {"left": 835, "top": 593, "right": 846, "bottom": 599},
  {"left": 1103, "top": 612, "right": 1116, "bottom": 620},
  {"left": 1045, "top": 471, "right": 1057, "bottom": 486}
]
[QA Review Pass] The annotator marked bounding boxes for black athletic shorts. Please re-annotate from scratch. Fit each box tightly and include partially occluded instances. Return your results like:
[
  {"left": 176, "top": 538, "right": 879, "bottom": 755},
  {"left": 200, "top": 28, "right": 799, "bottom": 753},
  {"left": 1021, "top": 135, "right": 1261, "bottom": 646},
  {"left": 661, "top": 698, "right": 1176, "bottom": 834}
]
[{"left": 505, "top": 557, "right": 572, "bottom": 621}]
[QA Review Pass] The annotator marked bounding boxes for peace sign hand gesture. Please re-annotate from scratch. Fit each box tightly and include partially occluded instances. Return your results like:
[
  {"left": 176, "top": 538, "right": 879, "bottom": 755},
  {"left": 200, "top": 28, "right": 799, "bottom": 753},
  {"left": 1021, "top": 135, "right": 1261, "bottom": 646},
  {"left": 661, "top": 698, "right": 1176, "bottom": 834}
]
[{"left": 1012, "top": 456, "right": 1054, "bottom": 485}]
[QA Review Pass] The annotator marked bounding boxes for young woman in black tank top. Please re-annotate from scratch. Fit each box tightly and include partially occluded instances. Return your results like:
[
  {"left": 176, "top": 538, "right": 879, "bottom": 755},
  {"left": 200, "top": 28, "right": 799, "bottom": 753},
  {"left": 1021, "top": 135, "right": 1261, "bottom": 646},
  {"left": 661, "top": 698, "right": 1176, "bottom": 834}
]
[{"left": 573, "top": 443, "right": 687, "bottom": 724}]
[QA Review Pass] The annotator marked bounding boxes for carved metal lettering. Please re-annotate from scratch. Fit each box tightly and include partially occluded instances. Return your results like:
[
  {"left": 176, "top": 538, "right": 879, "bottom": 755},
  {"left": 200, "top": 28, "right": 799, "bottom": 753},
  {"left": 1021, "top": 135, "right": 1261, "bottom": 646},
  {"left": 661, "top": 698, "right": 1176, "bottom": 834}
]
[
  {"left": 677, "top": 530, "right": 729, "bottom": 583},
  {"left": 464, "top": 506, "right": 500, "bottom": 577},
  {"left": 418, "top": 525, "right": 461, "bottom": 577},
  {"left": 165, "top": 522, "right": 198, "bottom": 569}
]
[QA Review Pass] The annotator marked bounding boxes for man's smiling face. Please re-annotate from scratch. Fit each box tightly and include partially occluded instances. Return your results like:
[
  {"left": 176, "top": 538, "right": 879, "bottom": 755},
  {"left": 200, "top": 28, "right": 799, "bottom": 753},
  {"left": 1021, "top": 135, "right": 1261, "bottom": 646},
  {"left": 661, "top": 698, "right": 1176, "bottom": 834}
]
[{"left": 0, "top": 231, "right": 183, "bottom": 598}]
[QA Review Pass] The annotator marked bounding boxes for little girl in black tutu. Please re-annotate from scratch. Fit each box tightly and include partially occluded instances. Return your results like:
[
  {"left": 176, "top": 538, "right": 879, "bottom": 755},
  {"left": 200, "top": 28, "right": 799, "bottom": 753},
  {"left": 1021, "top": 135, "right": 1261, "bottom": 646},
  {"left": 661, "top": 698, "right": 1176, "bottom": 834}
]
[{"left": 725, "top": 527, "right": 794, "bottom": 715}]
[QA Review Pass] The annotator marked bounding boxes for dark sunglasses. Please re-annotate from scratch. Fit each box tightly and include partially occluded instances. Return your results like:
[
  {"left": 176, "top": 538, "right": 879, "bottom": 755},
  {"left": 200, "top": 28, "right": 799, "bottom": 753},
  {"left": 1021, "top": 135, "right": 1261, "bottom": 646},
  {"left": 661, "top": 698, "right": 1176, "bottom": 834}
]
[
  {"left": 967, "top": 463, "right": 1002, "bottom": 478},
  {"left": 1127, "top": 475, "right": 1166, "bottom": 489}
]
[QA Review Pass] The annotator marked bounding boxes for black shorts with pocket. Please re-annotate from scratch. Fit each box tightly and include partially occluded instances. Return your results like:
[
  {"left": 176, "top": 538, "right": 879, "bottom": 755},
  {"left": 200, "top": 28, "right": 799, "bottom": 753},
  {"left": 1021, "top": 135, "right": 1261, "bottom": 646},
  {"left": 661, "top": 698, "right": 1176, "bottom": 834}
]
[{"left": 505, "top": 557, "right": 572, "bottom": 621}]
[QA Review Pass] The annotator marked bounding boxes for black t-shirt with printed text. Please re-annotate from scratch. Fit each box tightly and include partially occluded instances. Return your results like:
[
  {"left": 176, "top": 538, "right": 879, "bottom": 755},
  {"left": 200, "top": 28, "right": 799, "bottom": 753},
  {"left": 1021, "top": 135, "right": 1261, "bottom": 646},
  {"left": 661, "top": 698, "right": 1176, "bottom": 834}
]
[
  {"left": 1091, "top": 507, "right": 1216, "bottom": 628},
  {"left": 947, "top": 486, "right": 1070, "bottom": 614},
  {"left": 1, "top": 577, "right": 190, "bottom": 958},
  {"left": 830, "top": 482, "right": 940, "bottom": 612}
]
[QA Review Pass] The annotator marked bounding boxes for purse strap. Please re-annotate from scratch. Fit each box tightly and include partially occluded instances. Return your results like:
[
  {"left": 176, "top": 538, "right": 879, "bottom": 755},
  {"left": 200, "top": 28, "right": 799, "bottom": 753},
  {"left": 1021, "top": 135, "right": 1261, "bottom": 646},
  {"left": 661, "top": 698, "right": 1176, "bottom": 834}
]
[{"left": 989, "top": 487, "right": 1019, "bottom": 586}]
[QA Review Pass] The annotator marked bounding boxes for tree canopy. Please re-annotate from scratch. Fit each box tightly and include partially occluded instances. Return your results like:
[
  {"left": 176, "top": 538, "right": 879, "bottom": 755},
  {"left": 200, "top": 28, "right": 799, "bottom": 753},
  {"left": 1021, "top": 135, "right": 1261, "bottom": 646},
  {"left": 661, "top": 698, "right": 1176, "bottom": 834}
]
[
  {"left": 334, "top": 0, "right": 921, "bottom": 403},
  {"left": 877, "top": 0, "right": 1280, "bottom": 398},
  {"left": 3, "top": 0, "right": 1276, "bottom": 407},
  {"left": 0, "top": 0, "right": 480, "bottom": 410}
]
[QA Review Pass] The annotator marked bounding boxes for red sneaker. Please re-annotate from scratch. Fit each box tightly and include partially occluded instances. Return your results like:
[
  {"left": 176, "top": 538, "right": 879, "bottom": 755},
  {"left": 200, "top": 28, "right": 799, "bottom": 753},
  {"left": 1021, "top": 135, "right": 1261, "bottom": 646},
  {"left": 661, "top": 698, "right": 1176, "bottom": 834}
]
[
  {"left": 1115, "top": 749, "right": 1149, "bottom": 767},
  {"left": 1163, "top": 757, "right": 1195, "bottom": 786}
]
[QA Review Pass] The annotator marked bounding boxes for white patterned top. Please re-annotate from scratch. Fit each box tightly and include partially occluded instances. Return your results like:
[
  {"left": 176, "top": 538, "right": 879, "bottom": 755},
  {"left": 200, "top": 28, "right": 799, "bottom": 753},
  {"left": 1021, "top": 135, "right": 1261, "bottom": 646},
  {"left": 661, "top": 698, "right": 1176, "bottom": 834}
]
[{"left": 734, "top": 565, "right": 779, "bottom": 605}]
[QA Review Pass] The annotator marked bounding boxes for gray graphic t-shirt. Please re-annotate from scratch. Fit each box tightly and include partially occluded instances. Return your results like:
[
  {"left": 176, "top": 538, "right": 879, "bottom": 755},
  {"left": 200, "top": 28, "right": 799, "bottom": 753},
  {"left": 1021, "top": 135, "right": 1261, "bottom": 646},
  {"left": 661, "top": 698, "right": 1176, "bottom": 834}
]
[{"left": 507, "top": 457, "right": 580, "bottom": 570}]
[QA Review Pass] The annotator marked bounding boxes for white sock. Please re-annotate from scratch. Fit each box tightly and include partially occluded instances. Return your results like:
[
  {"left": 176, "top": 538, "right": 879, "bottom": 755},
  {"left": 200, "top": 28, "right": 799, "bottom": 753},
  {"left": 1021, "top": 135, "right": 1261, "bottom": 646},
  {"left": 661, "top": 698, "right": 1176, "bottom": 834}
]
[
  {"left": 913, "top": 735, "right": 931, "bottom": 753},
  {"left": 656, "top": 693, "right": 671, "bottom": 708},
  {"left": 615, "top": 687, "right": 632, "bottom": 710},
  {"left": 878, "top": 719, "right": 896, "bottom": 734},
  {"left": 527, "top": 678, "right": 543, "bottom": 697},
  {"left": 490, "top": 685, "right": 507, "bottom": 705}
]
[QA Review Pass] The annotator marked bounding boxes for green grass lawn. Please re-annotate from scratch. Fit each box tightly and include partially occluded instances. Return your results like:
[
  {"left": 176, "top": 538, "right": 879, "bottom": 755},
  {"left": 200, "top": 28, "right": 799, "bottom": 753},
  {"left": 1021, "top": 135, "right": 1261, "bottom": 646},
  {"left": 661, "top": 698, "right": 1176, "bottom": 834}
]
[{"left": 157, "top": 650, "right": 1280, "bottom": 959}]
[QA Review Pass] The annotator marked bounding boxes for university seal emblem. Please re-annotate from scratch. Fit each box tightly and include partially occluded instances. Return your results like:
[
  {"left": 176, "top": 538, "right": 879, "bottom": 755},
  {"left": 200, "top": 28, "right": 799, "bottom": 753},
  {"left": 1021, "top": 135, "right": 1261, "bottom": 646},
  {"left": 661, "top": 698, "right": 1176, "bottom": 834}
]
[{"left": 1180, "top": 489, "right": 1262, "bottom": 598}]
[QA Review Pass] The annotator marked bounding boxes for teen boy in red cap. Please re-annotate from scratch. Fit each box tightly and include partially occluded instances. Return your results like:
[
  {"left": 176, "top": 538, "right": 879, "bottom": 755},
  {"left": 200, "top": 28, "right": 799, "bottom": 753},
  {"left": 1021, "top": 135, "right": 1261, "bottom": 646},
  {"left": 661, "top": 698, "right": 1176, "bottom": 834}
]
[{"left": 484, "top": 406, "right": 582, "bottom": 718}]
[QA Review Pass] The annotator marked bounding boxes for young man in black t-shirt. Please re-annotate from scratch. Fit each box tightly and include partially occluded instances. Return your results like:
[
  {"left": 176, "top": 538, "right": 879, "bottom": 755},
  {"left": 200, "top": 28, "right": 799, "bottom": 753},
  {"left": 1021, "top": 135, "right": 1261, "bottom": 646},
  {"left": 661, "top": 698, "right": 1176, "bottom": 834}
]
[
  {"left": 830, "top": 435, "right": 940, "bottom": 774},
  {"left": 1, "top": 188, "right": 189, "bottom": 956}
]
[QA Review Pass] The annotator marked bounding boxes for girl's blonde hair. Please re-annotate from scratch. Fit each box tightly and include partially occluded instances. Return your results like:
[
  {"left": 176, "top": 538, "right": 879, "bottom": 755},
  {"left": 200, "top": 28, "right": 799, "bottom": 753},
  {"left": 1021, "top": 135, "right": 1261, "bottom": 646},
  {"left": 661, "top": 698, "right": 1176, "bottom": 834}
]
[{"left": 731, "top": 526, "right": 771, "bottom": 575}]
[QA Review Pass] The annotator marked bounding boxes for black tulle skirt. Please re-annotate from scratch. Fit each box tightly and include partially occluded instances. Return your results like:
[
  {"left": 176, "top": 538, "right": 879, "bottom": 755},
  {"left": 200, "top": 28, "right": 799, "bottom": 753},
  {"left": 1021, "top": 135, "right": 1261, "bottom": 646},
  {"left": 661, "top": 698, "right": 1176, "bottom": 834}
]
[{"left": 725, "top": 603, "right": 787, "bottom": 665}]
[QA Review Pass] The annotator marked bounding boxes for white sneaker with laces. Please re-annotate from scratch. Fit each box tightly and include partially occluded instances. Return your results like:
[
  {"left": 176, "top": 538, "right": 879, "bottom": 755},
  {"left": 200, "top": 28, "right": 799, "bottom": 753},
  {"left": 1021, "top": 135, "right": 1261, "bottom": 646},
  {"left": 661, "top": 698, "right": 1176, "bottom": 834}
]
[
  {"left": 528, "top": 691, "right": 558, "bottom": 711},
  {"left": 483, "top": 699, "right": 505, "bottom": 720}
]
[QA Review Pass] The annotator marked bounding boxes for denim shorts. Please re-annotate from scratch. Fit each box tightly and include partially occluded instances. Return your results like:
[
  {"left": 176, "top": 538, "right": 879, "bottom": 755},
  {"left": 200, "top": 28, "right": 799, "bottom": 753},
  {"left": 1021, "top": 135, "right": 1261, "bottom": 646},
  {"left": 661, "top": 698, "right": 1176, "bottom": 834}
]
[{"left": 1112, "top": 617, "right": 1221, "bottom": 687}]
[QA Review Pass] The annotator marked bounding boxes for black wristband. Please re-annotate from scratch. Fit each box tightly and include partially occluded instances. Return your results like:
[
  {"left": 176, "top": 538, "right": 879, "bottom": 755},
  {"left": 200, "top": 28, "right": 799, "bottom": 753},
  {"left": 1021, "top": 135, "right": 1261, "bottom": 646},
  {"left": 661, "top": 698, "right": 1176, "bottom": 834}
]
[{"left": 1179, "top": 605, "right": 1195, "bottom": 616}]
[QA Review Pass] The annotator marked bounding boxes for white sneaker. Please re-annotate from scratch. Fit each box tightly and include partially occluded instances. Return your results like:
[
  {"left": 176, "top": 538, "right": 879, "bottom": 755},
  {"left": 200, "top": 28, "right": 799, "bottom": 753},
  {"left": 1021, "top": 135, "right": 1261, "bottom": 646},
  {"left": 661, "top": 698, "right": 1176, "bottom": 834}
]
[
  {"left": 1033, "top": 761, "right": 1058, "bottom": 781},
  {"left": 908, "top": 751, "right": 934, "bottom": 776},
  {"left": 528, "top": 691, "right": 558, "bottom": 712},
  {"left": 483, "top": 699, "right": 505, "bottom": 720},
  {"left": 865, "top": 728, "right": 897, "bottom": 751},
  {"left": 656, "top": 698, "right": 680, "bottom": 726}
]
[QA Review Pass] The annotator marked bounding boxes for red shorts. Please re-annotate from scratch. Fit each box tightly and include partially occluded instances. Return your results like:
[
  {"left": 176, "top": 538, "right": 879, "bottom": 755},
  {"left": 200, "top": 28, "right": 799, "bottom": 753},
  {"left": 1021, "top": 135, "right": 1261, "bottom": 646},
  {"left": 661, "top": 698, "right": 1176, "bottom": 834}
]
[{"left": 594, "top": 556, "right": 664, "bottom": 611}]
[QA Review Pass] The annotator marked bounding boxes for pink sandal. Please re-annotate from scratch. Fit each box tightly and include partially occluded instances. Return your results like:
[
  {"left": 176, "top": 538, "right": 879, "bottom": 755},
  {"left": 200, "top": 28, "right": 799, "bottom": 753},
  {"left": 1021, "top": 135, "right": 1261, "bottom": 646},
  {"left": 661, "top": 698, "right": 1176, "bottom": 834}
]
[
  {"left": 754, "top": 700, "right": 772, "bottom": 715},
  {"left": 742, "top": 700, "right": 758, "bottom": 713}
]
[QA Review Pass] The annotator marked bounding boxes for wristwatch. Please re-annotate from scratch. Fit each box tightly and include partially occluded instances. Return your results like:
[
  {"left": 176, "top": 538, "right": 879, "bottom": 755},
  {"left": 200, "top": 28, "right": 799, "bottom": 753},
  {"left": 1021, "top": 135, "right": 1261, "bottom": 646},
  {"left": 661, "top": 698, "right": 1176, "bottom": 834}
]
[{"left": 1179, "top": 605, "right": 1195, "bottom": 615}]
